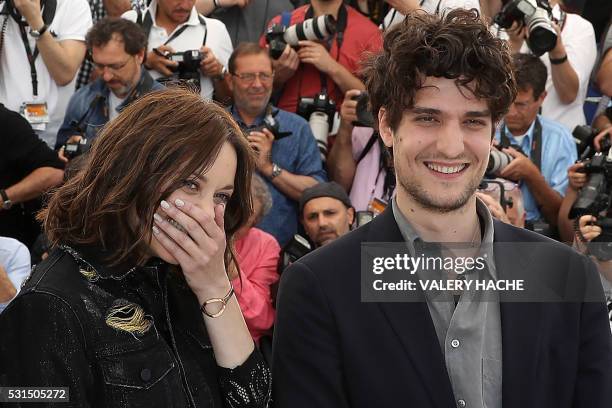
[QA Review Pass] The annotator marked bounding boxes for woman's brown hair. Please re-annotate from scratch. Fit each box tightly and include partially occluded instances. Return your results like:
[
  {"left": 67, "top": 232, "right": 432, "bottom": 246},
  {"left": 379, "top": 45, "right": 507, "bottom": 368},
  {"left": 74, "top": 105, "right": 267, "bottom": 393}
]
[{"left": 40, "top": 87, "right": 255, "bottom": 267}]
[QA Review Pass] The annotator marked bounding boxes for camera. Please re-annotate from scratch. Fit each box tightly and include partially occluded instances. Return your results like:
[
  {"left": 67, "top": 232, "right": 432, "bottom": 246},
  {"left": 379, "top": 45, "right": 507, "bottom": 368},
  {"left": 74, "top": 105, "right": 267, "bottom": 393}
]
[
  {"left": 168, "top": 50, "right": 203, "bottom": 78},
  {"left": 486, "top": 144, "right": 525, "bottom": 177},
  {"left": 569, "top": 151, "right": 612, "bottom": 260},
  {"left": 279, "top": 234, "right": 312, "bottom": 273},
  {"left": 494, "top": 0, "right": 557, "bottom": 56},
  {"left": 247, "top": 109, "right": 292, "bottom": 141},
  {"left": 265, "top": 15, "right": 337, "bottom": 59},
  {"left": 351, "top": 91, "right": 375, "bottom": 128},
  {"left": 573, "top": 125, "right": 611, "bottom": 161},
  {"left": 63, "top": 138, "right": 92, "bottom": 160},
  {"left": 298, "top": 91, "right": 337, "bottom": 161}
]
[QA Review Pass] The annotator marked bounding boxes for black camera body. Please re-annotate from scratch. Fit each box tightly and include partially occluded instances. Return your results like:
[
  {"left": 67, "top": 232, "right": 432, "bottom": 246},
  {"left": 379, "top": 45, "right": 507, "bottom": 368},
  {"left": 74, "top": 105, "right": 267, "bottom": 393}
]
[
  {"left": 351, "top": 91, "right": 375, "bottom": 128},
  {"left": 246, "top": 110, "right": 291, "bottom": 141},
  {"left": 570, "top": 152, "right": 612, "bottom": 260},
  {"left": 573, "top": 125, "right": 611, "bottom": 161},
  {"left": 494, "top": 0, "right": 557, "bottom": 56},
  {"left": 63, "top": 138, "right": 92, "bottom": 160},
  {"left": 279, "top": 234, "right": 312, "bottom": 273},
  {"left": 298, "top": 91, "right": 337, "bottom": 161},
  {"left": 265, "top": 15, "right": 337, "bottom": 60},
  {"left": 168, "top": 50, "right": 204, "bottom": 79}
]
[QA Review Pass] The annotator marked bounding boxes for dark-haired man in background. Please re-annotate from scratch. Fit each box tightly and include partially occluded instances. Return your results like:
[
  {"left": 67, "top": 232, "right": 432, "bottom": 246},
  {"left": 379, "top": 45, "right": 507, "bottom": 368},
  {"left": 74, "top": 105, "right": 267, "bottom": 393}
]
[
  {"left": 56, "top": 17, "right": 164, "bottom": 153},
  {"left": 272, "top": 9, "right": 611, "bottom": 408}
]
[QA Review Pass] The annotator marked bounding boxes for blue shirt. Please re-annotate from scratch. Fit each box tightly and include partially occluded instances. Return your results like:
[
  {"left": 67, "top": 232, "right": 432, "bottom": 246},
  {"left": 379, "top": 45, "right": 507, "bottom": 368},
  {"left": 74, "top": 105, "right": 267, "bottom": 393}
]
[
  {"left": 495, "top": 115, "right": 577, "bottom": 221},
  {"left": 231, "top": 105, "right": 327, "bottom": 246},
  {"left": 0, "top": 237, "right": 31, "bottom": 313}
]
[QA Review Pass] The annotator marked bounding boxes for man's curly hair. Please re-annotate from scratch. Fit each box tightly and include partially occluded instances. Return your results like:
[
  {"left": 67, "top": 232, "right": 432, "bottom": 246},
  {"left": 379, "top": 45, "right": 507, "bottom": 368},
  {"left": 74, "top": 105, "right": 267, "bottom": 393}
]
[{"left": 363, "top": 9, "right": 517, "bottom": 131}]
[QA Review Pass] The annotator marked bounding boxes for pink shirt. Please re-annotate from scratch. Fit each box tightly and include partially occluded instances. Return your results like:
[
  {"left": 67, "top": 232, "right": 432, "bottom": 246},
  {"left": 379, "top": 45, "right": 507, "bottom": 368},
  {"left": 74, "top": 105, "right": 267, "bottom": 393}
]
[
  {"left": 349, "top": 127, "right": 388, "bottom": 212},
  {"left": 232, "top": 228, "right": 281, "bottom": 344}
]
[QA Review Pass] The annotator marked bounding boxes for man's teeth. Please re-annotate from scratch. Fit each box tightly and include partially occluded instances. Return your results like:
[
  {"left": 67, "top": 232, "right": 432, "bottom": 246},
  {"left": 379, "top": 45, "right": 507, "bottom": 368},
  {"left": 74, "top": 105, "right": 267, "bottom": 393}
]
[
  {"left": 426, "top": 163, "right": 466, "bottom": 174},
  {"left": 167, "top": 217, "right": 186, "bottom": 233}
]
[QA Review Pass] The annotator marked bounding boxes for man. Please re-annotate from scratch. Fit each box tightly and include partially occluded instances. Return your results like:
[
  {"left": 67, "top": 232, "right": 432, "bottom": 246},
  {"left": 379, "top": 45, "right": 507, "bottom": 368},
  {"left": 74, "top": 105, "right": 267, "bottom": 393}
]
[
  {"left": 55, "top": 17, "right": 164, "bottom": 151},
  {"left": 495, "top": 53, "right": 576, "bottom": 228},
  {"left": 122, "top": 0, "right": 232, "bottom": 101},
  {"left": 273, "top": 9, "right": 611, "bottom": 408},
  {"left": 506, "top": 0, "right": 597, "bottom": 129},
  {"left": 381, "top": 0, "right": 481, "bottom": 30},
  {"left": 0, "top": 104, "right": 64, "bottom": 248},
  {"left": 259, "top": 0, "right": 382, "bottom": 114},
  {"left": 0, "top": 0, "right": 92, "bottom": 147},
  {"left": 299, "top": 181, "right": 354, "bottom": 248},
  {"left": 228, "top": 43, "right": 326, "bottom": 246}
]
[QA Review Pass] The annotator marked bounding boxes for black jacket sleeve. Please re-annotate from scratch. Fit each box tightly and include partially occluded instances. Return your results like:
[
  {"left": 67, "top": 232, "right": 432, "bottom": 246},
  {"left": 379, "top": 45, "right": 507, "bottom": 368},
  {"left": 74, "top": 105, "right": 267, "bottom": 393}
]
[
  {"left": 272, "top": 261, "right": 350, "bottom": 408},
  {"left": 0, "top": 292, "right": 95, "bottom": 407},
  {"left": 217, "top": 348, "right": 271, "bottom": 407}
]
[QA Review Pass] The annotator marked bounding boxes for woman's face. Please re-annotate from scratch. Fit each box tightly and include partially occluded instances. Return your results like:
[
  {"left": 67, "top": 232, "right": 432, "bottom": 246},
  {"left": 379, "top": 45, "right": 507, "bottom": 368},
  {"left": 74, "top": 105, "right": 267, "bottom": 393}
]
[{"left": 148, "top": 142, "right": 238, "bottom": 264}]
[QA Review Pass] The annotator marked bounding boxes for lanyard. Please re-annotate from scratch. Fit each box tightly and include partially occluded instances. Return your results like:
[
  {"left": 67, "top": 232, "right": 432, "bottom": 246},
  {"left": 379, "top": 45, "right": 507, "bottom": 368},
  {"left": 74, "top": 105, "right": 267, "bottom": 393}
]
[
  {"left": 17, "top": 22, "right": 40, "bottom": 96},
  {"left": 500, "top": 117, "right": 543, "bottom": 171}
]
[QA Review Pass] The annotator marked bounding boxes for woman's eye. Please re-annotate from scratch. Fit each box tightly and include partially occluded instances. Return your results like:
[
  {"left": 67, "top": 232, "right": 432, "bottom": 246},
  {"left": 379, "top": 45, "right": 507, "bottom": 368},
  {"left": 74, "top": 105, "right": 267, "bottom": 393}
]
[
  {"left": 182, "top": 180, "right": 199, "bottom": 192},
  {"left": 214, "top": 193, "right": 231, "bottom": 205}
]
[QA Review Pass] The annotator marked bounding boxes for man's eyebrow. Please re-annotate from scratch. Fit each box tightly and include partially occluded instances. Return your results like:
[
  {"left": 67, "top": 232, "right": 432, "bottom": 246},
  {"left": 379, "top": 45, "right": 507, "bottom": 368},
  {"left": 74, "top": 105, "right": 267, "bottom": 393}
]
[
  {"left": 410, "top": 107, "right": 441, "bottom": 115},
  {"left": 465, "top": 110, "right": 491, "bottom": 118}
]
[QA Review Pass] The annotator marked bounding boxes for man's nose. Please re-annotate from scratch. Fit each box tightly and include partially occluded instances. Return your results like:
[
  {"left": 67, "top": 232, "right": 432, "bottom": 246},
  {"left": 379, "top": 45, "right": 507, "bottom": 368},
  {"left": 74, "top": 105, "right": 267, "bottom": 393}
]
[
  {"left": 102, "top": 69, "right": 114, "bottom": 82},
  {"left": 435, "top": 120, "right": 465, "bottom": 159}
]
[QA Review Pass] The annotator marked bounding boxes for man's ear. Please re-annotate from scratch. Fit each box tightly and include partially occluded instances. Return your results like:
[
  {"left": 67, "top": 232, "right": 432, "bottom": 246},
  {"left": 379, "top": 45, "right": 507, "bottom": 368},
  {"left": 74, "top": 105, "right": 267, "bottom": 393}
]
[
  {"left": 347, "top": 207, "right": 355, "bottom": 226},
  {"left": 137, "top": 49, "right": 145, "bottom": 65},
  {"left": 536, "top": 90, "right": 547, "bottom": 106},
  {"left": 378, "top": 108, "right": 393, "bottom": 148}
]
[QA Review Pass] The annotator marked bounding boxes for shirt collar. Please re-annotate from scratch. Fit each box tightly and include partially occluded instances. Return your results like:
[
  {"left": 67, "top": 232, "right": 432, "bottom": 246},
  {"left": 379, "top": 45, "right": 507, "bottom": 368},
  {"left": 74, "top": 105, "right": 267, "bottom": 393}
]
[
  {"left": 149, "top": 0, "right": 200, "bottom": 29},
  {"left": 229, "top": 104, "right": 278, "bottom": 128},
  {"left": 391, "top": 196, "right": 497, "bottom": 279},
  {"left": 503, "top": 115, "right": 539, "bottom": 146}
]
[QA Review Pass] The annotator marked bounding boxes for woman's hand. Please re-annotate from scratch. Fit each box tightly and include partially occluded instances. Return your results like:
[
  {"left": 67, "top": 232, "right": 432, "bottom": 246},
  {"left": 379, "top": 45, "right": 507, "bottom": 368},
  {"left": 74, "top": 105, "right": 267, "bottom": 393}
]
[
  {"left": 153, "top": 198, "right": 230, "bottom": 298},
  {"left": 578, "top": 215, "right": 602, "bottom": 242}
]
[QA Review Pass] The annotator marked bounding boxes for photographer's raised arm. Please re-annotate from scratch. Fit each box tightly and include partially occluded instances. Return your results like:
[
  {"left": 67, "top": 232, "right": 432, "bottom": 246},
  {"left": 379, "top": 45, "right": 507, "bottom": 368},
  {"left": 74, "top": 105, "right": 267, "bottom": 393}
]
[
  {"left": 0, "top": 266, "right": 17, "bottom": 304},
  {"left": 548, "top": 22, "right": 579, "bottom": 104},
  {"left": 13, "top": 0, "right": 86, "bottom": 86}
]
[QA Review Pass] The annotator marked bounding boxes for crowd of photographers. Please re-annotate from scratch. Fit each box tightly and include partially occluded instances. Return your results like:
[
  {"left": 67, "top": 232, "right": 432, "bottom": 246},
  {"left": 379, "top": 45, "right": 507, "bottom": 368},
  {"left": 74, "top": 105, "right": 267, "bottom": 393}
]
[{"left": 1, "top": 0, "right": 611, "bottom": 333}]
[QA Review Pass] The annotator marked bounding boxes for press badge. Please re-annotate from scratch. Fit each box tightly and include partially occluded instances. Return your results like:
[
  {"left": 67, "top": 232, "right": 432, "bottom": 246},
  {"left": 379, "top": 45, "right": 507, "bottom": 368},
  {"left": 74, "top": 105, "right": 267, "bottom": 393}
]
[
  {"left": 20, "top": 101, "right": 49, "bottom": 131},
  {"left": 367, "top": 197, "right": 388, "bottom": 216}
]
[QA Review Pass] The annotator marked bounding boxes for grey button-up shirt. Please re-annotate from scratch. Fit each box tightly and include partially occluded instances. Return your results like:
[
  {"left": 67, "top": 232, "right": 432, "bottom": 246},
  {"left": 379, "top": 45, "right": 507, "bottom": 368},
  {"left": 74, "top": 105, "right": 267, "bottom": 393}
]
[{"left": 392, "top": 197, "right": 502, "bottom": 408}]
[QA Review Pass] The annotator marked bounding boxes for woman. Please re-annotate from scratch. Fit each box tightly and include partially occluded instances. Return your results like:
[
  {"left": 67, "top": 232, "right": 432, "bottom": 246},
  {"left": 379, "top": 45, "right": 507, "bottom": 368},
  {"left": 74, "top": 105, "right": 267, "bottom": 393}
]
[{"left": 0, "top": 88, "right": 271, "bottom": 407}]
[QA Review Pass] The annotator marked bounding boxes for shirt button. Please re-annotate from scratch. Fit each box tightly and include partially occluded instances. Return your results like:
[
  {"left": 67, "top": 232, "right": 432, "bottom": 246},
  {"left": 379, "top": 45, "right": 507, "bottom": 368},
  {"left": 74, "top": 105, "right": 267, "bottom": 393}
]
[
  {"left": 457, "top": 399, "right": 467, "bottom": 408},
  {"left": 140, "top": 368, "right": 152, "bottom": 382},
  {"left": 451, "top": 339, "right": 460, "bottom": 348}
]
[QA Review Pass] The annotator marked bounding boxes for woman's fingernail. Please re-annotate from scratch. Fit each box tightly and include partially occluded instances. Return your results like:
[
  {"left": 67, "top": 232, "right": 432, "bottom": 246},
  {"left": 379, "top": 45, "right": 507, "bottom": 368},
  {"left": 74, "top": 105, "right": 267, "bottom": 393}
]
[
  {"left": 160, "top": 200, "right": 170, "bottom": 209},
  {"left": 153, "top": 213, "right": 163, "bottom": 222},
  {"left": 153, "top": 226, "right": 160, "bottom": 234},
  {"left": 175, "top": 198, "right": 185, "bottom": 207}
]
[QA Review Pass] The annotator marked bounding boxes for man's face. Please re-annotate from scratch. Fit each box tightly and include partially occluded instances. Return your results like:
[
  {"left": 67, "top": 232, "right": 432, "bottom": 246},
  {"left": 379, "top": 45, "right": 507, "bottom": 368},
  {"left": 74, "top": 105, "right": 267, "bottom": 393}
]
[
  {"left": 302, "top": 197, "right": 354, "bottom": 247},
  {"left": 230, "top": 53, "right": 274, "bottom": 117},
  {"left": 505, "top": 87, "right": 545, "bottom": 135},
  {"left": 157, "top": 0, "right": 195, "bottom": 24},
  {"left": 92, "top": 36, "right": 144, "bottom": 98},
  {"left": 379, "top": 76, "right": 493, "bottom": 213}
]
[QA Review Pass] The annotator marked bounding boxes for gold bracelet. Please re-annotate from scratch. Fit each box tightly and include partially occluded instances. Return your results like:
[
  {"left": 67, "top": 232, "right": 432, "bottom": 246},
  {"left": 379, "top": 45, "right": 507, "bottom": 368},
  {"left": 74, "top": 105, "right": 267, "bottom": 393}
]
[{"left": 200, "top": 285, "right": 234, "bottom": 318}]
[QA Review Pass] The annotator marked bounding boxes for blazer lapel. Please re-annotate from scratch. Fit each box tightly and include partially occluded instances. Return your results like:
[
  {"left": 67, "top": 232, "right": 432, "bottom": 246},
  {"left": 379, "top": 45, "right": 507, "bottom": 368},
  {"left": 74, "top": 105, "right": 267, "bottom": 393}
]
[
  {"left": 494, "top": 221, "right": 541, "bottom": 408},
  {"left": 369, "top": 208, "right": 456, "bottom": 408}
]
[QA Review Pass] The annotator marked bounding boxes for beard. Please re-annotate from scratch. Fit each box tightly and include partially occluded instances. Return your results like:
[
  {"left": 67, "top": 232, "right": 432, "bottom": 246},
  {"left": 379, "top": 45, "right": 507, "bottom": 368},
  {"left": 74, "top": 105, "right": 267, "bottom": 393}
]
[{"left": 396, "top": 159, "right": 484, "bottom": 214}]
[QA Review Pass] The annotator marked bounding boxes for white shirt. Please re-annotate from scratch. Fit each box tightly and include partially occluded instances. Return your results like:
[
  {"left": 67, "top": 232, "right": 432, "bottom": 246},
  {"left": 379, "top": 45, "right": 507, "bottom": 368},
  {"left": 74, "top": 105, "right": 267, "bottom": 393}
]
[
  {"left": 0, "top": 237, "right": 31, "bottom": 313},
  {"left": 381, "top": 0, "right": 480, "bottom": 30},
  {"left": 108, "top": 92, "right": 125, "bottom": 121},
  {"left": 520, "top": 8, "right": 597, "bottom": 130},
  {"left": 0, "top": 0, "right": 92, "bottom": 147},
  {"left": 122, "top": 0, "right": 232, "bottom": 100}
]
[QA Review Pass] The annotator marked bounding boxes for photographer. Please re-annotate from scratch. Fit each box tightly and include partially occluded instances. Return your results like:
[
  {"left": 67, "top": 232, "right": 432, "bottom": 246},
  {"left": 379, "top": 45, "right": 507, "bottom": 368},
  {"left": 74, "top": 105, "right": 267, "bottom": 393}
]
[
  {"left": 327, "top": 88, "right": 395, "bottom": 212},
  {"left": 299, "top": 181, "right": 355, "bottom": 248},
  {"left": 0, "top": 237, "right": 30, "bottom": 313},
  {"left": 0, "top": 0, "right": 92, "bottom": 148},
  {"left": 228, "top": 43, "right": 326, "bottom": 246},
  {"left": 259, "top": 0, "right": 382, "bottom": 114},
  {"left": 504, "top": 0, "right": 597, "bottom": 129},
  {"left": 55, "top": 18, "right": 164, "bottom": 155},
  {"left": 0, "top": 104, "right": 64, "bottom": 248},
  {"left": 122, "top": 0, "right": 233, "bottom": 101},
  {"left": 495, "top": 53, "right": 576, "bottom": 228},
  {"left": 573, "top": 214, "right": 612, "bottom": 330}
]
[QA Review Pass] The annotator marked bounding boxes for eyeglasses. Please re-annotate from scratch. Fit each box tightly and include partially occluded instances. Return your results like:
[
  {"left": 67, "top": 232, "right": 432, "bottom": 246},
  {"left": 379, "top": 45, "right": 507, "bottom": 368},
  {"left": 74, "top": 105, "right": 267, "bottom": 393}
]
[
  {"left": 92, "top": 57, "right": 132, "bottom": 73},
  {"left": 232, "top": 72, "right": 273, "bottom": 83}
]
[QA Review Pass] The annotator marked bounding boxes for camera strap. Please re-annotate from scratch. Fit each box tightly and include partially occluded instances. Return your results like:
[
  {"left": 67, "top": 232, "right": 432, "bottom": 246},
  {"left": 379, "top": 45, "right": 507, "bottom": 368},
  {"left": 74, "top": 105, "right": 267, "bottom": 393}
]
[
  {"left": 11, "top": 0, "right": 57, "bottom": 97},
  {"left": 500, "top": 117, "right": 543, "bottom": 171},
  {"left": 137, "top": 8, "right": 208, "bottom": 47}
]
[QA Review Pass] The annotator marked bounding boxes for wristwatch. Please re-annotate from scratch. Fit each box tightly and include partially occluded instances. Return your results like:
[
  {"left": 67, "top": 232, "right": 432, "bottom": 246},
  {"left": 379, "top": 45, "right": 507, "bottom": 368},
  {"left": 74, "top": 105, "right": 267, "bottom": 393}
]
[
  {"left": 270, "top": 163, "right": 282, "bottom": 179},
  {"left": 30, "top": 24, "right": 49, "bottom": 40},
  {"left": 213, "top": 66, "right": 227, "bottom": 82},
  {"left": 0, "top": 189, "right": 12, "bottom": 210}
]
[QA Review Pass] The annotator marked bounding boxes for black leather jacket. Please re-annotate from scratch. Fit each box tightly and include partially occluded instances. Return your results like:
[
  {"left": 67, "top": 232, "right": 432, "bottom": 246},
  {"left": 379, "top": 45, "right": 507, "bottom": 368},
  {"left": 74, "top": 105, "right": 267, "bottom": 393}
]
[{"left": 0, "top": 245, "right": 271, "bottom": 407}]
